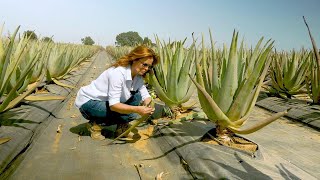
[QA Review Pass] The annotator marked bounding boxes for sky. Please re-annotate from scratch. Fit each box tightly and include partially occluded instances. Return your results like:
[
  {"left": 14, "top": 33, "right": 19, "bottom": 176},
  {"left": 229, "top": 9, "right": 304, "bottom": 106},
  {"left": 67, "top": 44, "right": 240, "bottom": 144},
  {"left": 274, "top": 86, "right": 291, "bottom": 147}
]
[{"left": 0, "top": 0, "right": 319, "bottom": 51}]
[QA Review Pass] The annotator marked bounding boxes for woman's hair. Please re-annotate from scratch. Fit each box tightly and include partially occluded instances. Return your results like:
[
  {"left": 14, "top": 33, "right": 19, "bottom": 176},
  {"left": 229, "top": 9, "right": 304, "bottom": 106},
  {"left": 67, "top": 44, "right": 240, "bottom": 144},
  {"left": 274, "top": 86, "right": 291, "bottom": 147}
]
[{"left": 111, "top": 45, "right": 159, "bottom": 68}]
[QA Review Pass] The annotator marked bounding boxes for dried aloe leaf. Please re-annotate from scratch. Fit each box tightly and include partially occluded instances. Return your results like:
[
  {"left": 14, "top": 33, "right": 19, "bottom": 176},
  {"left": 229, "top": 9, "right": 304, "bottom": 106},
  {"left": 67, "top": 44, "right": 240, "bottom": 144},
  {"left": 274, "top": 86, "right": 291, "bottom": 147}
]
[{"left": 0, "top": 137, "right": 11, "bottom": 145}]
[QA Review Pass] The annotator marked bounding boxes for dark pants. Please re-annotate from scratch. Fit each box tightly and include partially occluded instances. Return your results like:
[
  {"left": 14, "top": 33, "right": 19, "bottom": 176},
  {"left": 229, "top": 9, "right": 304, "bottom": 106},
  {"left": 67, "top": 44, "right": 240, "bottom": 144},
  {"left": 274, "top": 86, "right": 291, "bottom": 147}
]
[{"left": 79, "top": 91, "right": 142, "bottom": 125}]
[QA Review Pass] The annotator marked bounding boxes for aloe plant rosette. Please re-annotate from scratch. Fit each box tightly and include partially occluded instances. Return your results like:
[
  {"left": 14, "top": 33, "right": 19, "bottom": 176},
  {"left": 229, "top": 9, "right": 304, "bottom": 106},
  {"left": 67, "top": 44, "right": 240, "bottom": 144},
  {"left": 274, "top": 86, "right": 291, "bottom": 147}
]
[
  {"left": 149, "top": 37, "right": 196, "bottom": 117},
  {"left": 189, "top": 30, "right": 288, "bottom": 142},
  {"left": 268, "top": 50, "right": 310, "bottom": 98}
]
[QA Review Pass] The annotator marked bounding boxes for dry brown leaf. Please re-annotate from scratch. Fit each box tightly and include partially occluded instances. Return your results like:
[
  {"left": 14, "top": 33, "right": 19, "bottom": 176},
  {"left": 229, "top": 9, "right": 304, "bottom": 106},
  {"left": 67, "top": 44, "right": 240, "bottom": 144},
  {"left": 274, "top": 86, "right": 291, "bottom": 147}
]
[
  {"left": 0, "top": 137, "right": 11, "bottom": 145},
  {"left": 25, "top": 95, "right": 65, "bottom": 101},
  {"left": 57, "top": 125, "right": 62, "bottom": 133},
  {"left": 155, "top": 172, "right": 164, "bottom": 180}
]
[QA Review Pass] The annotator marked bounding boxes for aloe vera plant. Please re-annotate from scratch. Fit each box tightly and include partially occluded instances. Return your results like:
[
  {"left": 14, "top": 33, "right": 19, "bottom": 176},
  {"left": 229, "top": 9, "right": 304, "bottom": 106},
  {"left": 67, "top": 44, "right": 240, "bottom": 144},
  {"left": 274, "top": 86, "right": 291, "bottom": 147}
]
[
  {"left": 0, "top": 25, "right": 42, "bottom": 112},
  {"left": 190, "top": 30, "right": 288, "bottom": 142},
  {"left": 268, "top": 50, "right": 311, "bottom": 98},
  {"left": 149, "top": 36, "right": 196, "bottom": 117},
  {"left": 303, "top": 16, "right": 320, "bottom": 104}
]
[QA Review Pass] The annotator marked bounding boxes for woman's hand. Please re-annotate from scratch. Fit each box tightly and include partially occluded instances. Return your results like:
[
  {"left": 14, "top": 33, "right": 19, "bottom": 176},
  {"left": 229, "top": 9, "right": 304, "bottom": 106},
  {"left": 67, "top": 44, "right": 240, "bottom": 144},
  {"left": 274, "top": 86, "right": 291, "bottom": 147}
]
[
  {"left": 137, "top": 106, "right": 155, "bottom": 116},
  {"left": 143, "top": 97, "right": 152, "bottom": 106}
]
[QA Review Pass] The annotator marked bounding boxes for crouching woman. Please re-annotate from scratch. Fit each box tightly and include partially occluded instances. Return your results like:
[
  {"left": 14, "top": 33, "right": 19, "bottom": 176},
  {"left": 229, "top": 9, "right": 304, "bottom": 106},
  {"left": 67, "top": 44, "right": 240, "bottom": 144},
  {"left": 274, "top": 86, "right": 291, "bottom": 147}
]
[{"left": 75, "top": 45, "right": 159, "bottom": 140}]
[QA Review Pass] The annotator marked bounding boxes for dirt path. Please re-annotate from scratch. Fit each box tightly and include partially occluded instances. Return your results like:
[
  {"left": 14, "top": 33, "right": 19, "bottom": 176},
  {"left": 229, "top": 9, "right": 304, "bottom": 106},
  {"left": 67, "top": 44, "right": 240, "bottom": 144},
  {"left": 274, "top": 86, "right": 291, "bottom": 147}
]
[{"left": 8, "top": 51, "right": 190, "bottom": 180}]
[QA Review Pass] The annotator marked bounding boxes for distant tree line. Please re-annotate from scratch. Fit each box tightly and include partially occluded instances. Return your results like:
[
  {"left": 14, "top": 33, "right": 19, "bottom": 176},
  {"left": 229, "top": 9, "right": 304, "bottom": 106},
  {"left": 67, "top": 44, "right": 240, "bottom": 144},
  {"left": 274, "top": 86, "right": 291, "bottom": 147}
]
[
  {"left": 22, "top": 30, "right": 54, "bottom": 43},
  {"left": 22, "top": 29, "right": 154, "bottom": 47}
]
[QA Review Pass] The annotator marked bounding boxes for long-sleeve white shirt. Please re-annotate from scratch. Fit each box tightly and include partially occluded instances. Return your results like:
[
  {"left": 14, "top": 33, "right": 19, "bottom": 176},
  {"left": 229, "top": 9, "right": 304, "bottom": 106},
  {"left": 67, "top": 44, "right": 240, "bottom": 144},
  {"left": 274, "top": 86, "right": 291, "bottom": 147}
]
[{"left": 75, "top": 65, "right": 150, "bottom": 108}]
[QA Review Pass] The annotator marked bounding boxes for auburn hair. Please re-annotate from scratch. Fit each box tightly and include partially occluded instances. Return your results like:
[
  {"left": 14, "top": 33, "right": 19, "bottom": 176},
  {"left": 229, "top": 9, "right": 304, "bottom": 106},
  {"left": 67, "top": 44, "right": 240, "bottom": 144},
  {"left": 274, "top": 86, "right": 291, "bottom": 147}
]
[{"left": 111, "top": 45, "right": 159, "bottom": 68}]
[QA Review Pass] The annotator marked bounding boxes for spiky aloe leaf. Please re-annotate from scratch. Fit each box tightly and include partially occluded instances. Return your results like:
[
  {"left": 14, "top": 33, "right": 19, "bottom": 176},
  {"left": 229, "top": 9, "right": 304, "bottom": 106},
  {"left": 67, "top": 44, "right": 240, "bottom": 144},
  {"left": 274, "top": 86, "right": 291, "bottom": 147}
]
[
  {"left": 52, "top": 78, "right": 75, "bottom": 89},
  {"left": 303, "top": 16, "right": 320, "bottom": 68},
  {"left": 303, "top": 16, "right": 320, "bottom": 104},
  {"left": 228, "top": 110, "right": 288, "bottom": 134},
  {"left": 3, "top": 81, "right": 39, "bottom": 112},
  {"left": 215, "top": 30, "right": 239, "bottom": 113},
  {"left": 0, "top": 26, "right": 21, "bottom": 95},
  {"left": 189, "top": 74, "right": 236, "bottom": 127}
]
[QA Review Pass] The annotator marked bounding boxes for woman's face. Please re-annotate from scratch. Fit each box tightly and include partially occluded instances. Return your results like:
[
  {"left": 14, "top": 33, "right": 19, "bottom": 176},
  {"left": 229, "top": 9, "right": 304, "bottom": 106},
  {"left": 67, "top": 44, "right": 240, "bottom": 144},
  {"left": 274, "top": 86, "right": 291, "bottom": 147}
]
[{"left": 131, "top": 57, "right": 154, "bottom": 77}]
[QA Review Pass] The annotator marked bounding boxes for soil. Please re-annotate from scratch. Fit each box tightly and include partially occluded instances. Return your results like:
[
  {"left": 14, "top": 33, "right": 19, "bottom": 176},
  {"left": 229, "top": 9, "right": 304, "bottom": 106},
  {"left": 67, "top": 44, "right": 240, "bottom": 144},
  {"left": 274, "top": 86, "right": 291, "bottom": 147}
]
[
  {"left": 124, "top": 110, "right": 195, "bottom": 152},
  {"left": 35, "top": 87, "right": 49, "bottom": 94},
  {"left": 131, "top": 125, "right": 155, "bottom": 154},
  {"left": 153, "top": 110, "right": 196, "bottom": 123},
  {"left": 175, "top": 109, "right": 194, "bottom": 119},
  {"left": 202, "top": 136, "right": 258, "bottom": 154},
  {"left": 67, "top": 95, "right": 76, "bottom": 110},
  {"left": 152, "top": 109, "right": 259, "bottom": 154}
]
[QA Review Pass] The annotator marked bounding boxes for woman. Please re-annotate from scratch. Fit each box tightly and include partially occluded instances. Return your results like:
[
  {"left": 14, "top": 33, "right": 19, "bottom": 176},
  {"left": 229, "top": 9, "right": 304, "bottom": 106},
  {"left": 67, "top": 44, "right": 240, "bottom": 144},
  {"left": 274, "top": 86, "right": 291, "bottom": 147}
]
[{"left": 75, "top": 45, "right": 158, "bottom": 140}]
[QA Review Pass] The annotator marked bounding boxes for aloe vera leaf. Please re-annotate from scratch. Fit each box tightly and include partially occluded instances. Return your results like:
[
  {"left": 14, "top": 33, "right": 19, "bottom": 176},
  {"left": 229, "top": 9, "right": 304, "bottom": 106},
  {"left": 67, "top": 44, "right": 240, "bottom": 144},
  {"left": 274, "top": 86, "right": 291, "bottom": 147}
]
[{"left": 228, "top": 109, "right": 288, "bottom": 134}]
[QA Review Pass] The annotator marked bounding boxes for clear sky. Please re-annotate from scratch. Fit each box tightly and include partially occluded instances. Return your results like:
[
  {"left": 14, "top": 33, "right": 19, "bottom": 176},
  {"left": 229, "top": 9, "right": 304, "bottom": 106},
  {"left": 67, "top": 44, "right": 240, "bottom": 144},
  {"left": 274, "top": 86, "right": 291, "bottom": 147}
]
[{"left": 1, "top": 0, "right": 319, "bottom": 50}]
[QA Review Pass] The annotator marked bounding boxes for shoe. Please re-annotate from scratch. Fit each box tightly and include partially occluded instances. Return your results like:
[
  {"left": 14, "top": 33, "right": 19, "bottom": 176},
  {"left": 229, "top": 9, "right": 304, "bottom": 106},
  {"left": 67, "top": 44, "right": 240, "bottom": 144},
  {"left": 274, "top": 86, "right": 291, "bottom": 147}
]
[
  {"left": 114, "top": 123, "right": 141, "bottom": 140},
  {"left": 87, "top": 122, "right": 105, "bottom": 140},
  {"left": 115, "top": 123, "right": 132, "bottom": 137}
]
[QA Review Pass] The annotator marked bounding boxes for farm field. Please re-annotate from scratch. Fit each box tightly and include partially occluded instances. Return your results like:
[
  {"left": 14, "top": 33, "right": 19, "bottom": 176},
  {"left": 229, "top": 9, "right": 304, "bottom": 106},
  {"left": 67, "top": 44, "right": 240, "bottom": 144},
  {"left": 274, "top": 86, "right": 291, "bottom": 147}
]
[
  {"left": 1, "top": 51, "right": 319, "bottom": 179},
  {"left": 1, "top": 3, "right": 320, "bottom": 178}
]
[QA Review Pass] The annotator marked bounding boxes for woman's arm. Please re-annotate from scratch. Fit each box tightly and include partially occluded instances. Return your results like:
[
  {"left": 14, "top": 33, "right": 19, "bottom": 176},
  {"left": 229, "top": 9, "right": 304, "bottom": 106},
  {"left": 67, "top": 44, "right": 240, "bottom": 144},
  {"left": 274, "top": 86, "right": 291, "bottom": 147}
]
[{"left": 110, "top": 103, "right": 153, "bottom": 116}]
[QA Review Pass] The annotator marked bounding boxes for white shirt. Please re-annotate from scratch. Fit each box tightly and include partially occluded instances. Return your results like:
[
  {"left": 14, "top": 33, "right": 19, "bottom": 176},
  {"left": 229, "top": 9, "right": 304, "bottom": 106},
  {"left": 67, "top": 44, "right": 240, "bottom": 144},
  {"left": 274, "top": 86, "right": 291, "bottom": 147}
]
[{"left": 75, "top": 65, "right": 150, "bottom": 108}]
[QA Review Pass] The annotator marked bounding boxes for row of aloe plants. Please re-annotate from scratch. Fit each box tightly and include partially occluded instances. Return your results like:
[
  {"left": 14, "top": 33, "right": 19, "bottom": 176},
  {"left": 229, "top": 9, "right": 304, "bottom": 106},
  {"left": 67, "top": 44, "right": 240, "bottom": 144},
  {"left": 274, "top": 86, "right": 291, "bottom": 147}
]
[
  {"left": 267, "top": 49, "right": 311, "bottom": 99},
  {"left": 104, "top": 20, "right": 318, "bottom": 141},
  {"left": 45, "top": 43, "right": 97, "bottom": 88},
  {"left": 0, "top": 26, "right": 41, "bottom": 112},
  {"left": 263, "top": 17, "right": 320, "bottom": 104},
  {"left": 0, "top": 25, "right": 98, "bottom": 113},
  {"left": 105, "top": 45, "right": 132, "bottom": 61},
  {"left": 148, "top": 33, "right": 320, "bottom": 107},
  {"left": 265, "top": 49, "right": 320, "bottom": 103}
]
